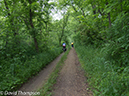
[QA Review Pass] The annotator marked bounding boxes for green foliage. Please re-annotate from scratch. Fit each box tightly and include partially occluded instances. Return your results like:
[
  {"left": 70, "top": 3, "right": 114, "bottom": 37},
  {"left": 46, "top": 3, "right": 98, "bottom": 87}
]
[
  {"left": 0, "top": 0, "right": 72, "bottom": 92},
  {"left": 75, "top": 45, "right": 129, "bottom": 96},
  {"left": 71, "top": 0, "right": 129, "bottom": 94},
  {"left": 0, "top": 47, "right": 62, "bottom": 92},
  {"left": 106, "top": 13, "right": 129, "bottom": 67},
  {"left": 1, "top": 0, "right": 129, "bottom": 95}
]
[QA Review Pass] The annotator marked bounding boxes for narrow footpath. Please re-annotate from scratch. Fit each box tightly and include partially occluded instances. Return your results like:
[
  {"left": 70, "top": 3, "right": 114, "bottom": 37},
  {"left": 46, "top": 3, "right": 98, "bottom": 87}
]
[
  {"left": 16, "top": 53, "right": 64, "bottom": 96},
  {"left": 16, "top": 48, "right": 92, "bottom": 96},
  {"left": 52, "top": 48, "right": 92, "bottom": 96}
]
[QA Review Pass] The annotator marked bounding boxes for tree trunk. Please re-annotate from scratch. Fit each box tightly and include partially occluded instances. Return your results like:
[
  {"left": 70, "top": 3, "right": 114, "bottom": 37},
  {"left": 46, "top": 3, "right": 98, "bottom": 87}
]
[
  {"left": 59, "top": 25, "right": 64, "bottom": 46},
  {"left": 59, "top": 14, "right": 69, "bottom": 46},
  {"left": 108, "top": 13, "right": 111, "bottom": 27},
  {"left": 71, "top": 5, "right": 81, "bottom": 23},
  {"left": 29, "top": 0, "right": 39, "bottom": 52},
  {"left": 91, "top": 0, "right": 96, "bottom": 18},
  {"left": 45, "top": 22, "right": 49, "bottom": 34},
  {"left": 59, "top": 38, "right": 62, "bottom": 46},
  {"left": 106, "top": 1, "right": 111, "bottom": 27},
  {"left": 120, "top": 0, "right": 122, "bottom": 12},
  {"left": 34, "top": 35, "right": 39, "bottom": 52}
]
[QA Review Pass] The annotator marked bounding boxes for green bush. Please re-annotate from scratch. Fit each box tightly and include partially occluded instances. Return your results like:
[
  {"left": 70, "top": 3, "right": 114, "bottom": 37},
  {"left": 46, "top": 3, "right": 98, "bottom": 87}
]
[
  {"left": 75, "top": 45, "right": 129, "bottom": 96},
  {"left": 106, "top": 13, "right": 129, "bottom": 67},
  {"left": 0, "top": 47, "right": 62, "bottom": 92}
]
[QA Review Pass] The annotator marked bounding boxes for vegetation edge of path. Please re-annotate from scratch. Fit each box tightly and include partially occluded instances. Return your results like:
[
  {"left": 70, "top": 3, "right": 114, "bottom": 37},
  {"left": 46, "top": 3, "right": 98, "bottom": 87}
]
[{"left": 38, "top": 48, "right": 71, "bottom": 96}]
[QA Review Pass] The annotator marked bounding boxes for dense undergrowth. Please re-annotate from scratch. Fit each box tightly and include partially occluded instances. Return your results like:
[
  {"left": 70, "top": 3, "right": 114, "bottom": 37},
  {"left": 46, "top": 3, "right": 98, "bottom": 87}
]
[
  {"left": 0, "top": 47, "right": 63, "bottom": 92},
  {"left": 75, "top": 45, "right": 129, "bottom": 96}
]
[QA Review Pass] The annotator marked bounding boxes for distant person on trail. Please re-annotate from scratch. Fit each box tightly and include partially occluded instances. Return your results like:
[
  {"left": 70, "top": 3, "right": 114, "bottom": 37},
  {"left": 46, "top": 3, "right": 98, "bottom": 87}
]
[
  {"left": 62, "top": 42, "right": 66, "bottom": 52},
  {"left": 62, "top": 42, "right": 66, "bottom": 48},
  {"left": 71, "top": 42, "right": 74, "bottom": 48}
]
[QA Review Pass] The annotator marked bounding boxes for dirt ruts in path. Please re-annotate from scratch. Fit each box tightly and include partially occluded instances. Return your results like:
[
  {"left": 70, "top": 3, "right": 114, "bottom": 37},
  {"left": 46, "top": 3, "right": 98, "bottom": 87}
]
[
  {"left": 16, "top": 53, "right": 64, "bottom": 96},
  {"left": 52, "top": 48, "right": 92, "bottom": 96}
]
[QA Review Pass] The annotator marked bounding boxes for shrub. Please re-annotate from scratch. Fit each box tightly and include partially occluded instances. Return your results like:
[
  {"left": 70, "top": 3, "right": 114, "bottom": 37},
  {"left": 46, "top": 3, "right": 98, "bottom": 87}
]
[
  {"left": 75, "top": 44, "right": 129, "bottom": 96},
  {"left": 0, "top": 47, "right": 62, "bottom": 92}
]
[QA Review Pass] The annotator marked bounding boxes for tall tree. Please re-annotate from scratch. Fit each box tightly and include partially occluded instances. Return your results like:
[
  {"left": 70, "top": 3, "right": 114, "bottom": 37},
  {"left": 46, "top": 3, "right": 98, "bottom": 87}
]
[{"left": 58, "top": 12, "right": 69, "bottom": 45}]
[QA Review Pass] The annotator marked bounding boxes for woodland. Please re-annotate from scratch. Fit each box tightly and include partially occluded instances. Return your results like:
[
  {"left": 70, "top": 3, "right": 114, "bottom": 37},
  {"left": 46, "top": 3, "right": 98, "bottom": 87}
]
[{"left": 0, "top": 0, "right": 129, "bottom": 95}]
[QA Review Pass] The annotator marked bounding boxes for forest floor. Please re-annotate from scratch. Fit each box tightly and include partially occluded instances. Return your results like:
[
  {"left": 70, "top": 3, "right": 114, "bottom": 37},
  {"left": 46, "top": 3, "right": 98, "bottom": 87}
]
[
  {"left": 17, "top": 48, "right": 92, "bottom": 96},
  {"left": 52, "top": 48, "right": 92, "bottom": 96}
]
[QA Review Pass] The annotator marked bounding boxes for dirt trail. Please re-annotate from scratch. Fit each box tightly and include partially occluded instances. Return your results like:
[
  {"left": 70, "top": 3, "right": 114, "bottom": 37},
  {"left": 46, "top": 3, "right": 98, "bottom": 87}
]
[
  {"left": 16, "top": 53, "right": 64, "bottom": 96},
  {"left": 52, "top": 48, "right": 92, "bottom": 96}
]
